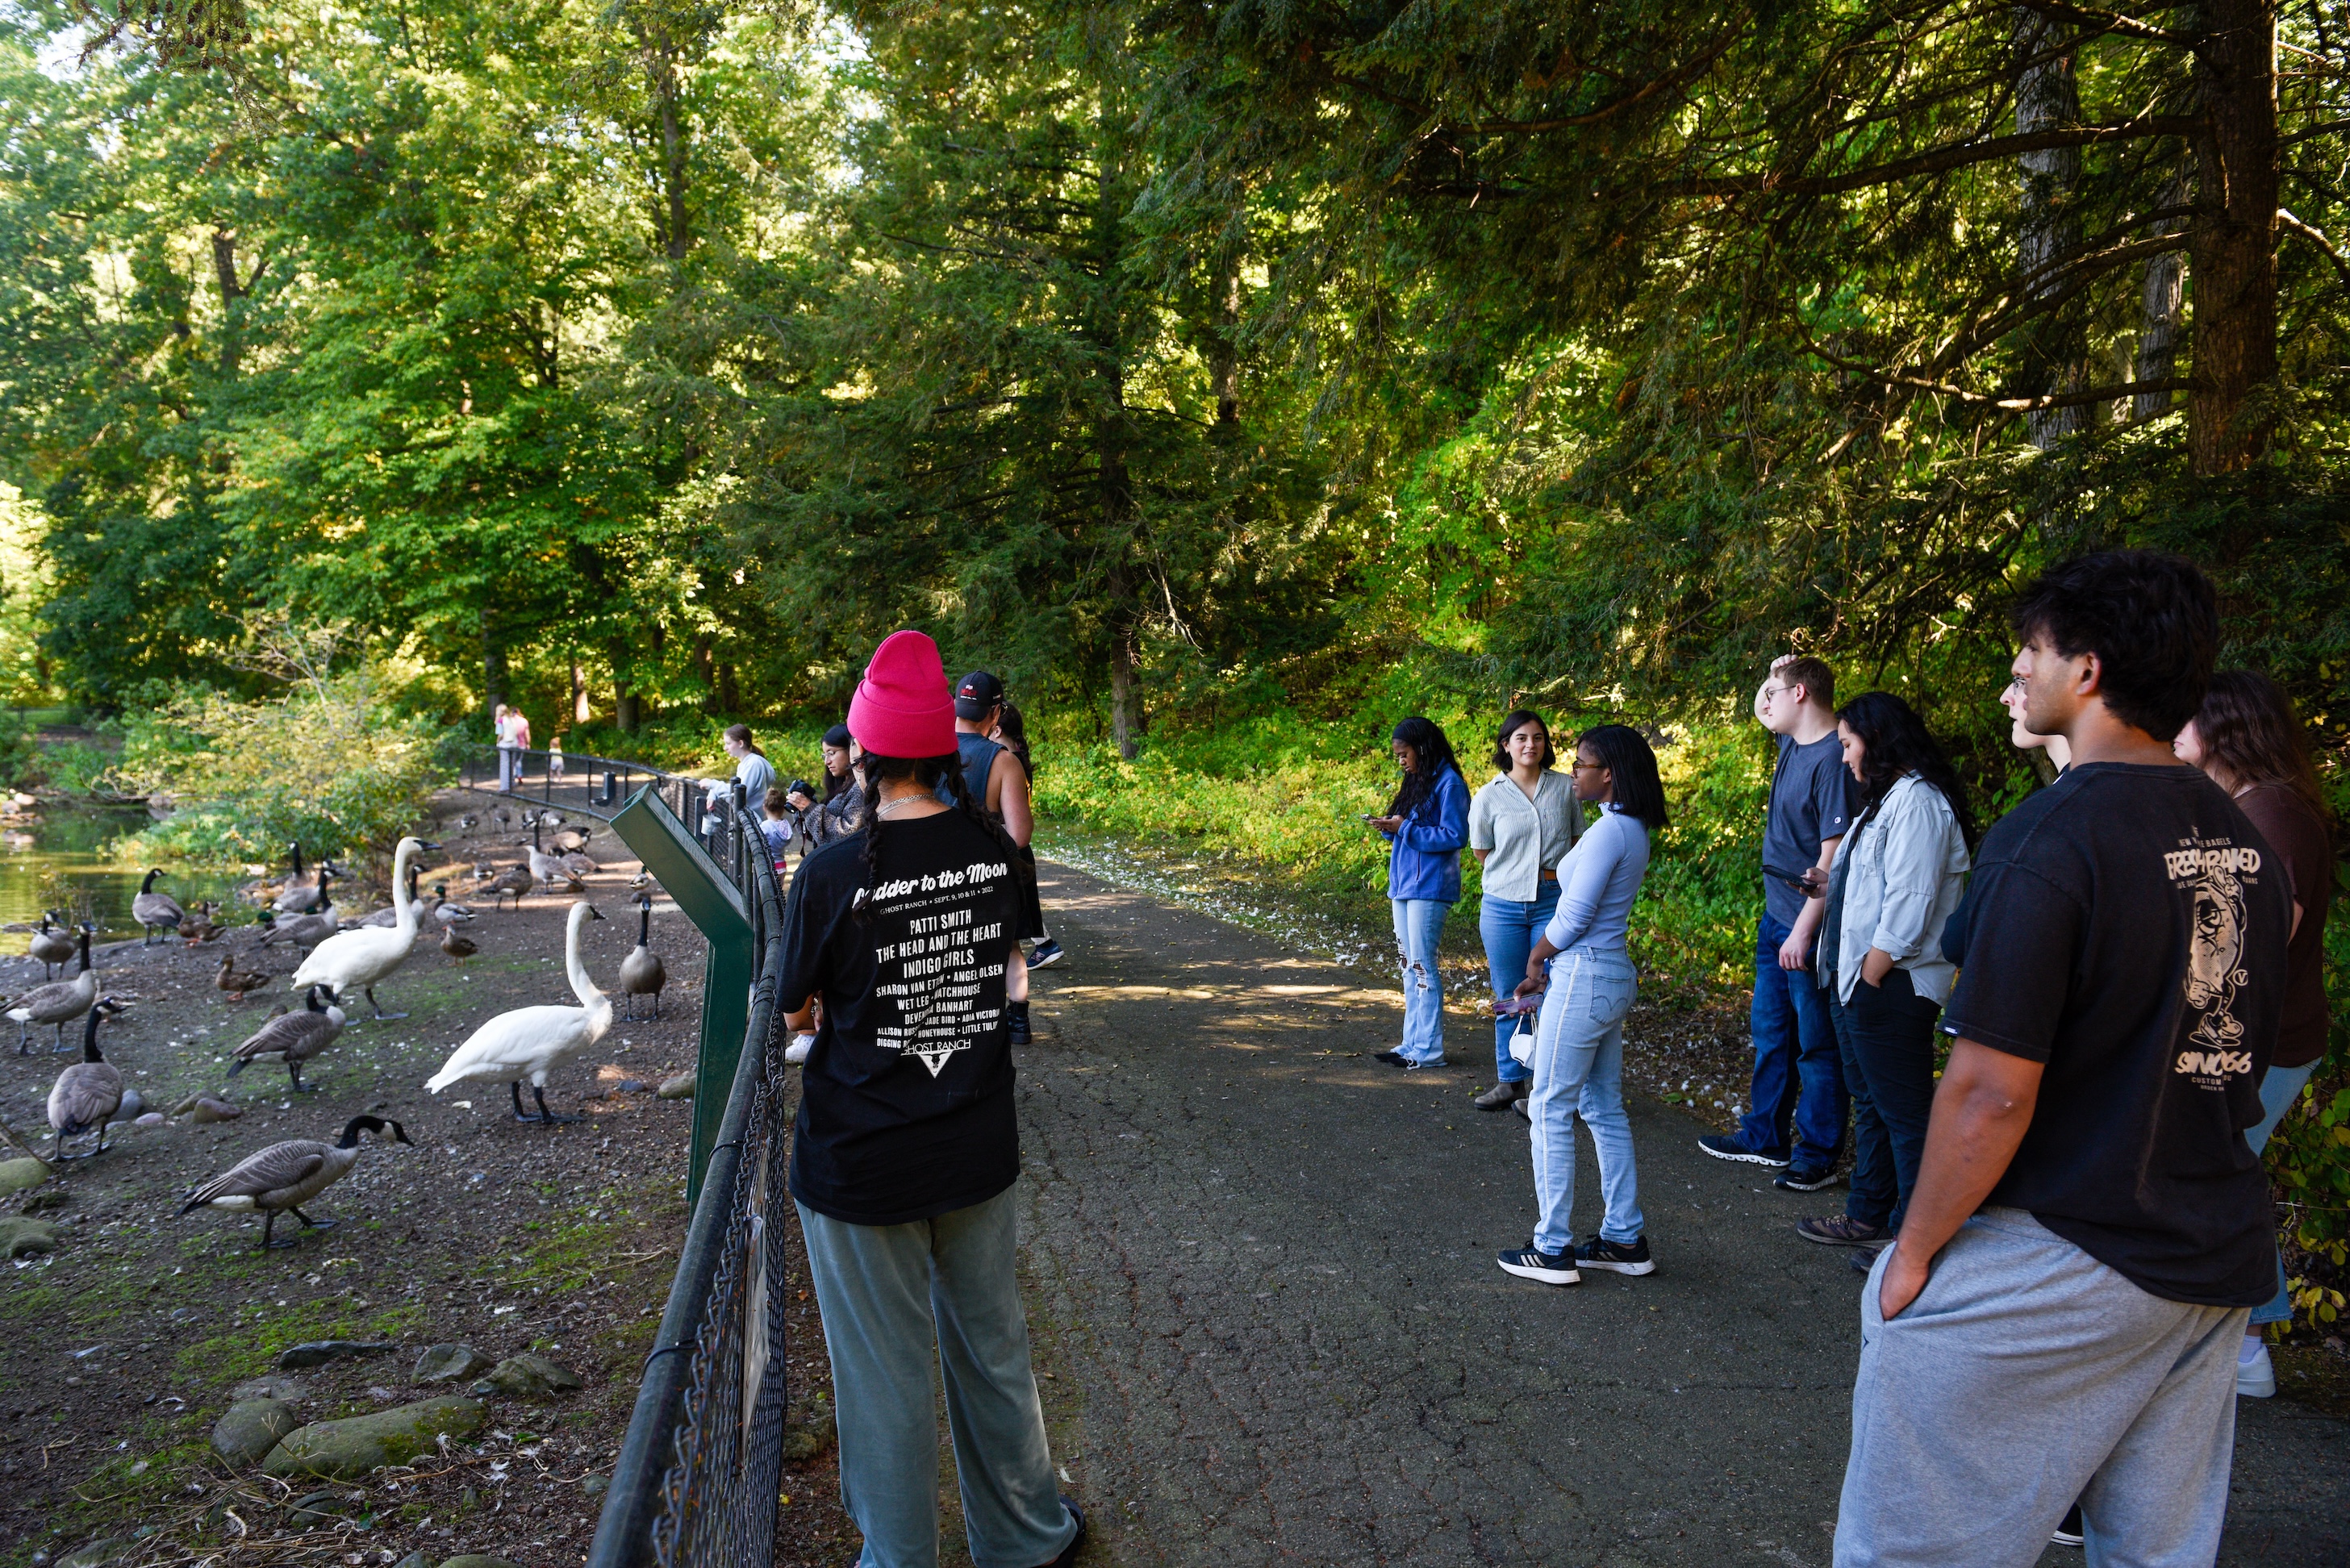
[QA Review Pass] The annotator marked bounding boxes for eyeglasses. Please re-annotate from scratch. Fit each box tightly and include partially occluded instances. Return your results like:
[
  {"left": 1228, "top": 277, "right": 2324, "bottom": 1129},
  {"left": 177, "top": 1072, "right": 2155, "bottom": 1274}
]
[
  {"left": 1760, "top": 685, "right": 1793, "bottom": 701},
  {"left": 1571, "top": 760, "right": 1607, "bottom": 773}
]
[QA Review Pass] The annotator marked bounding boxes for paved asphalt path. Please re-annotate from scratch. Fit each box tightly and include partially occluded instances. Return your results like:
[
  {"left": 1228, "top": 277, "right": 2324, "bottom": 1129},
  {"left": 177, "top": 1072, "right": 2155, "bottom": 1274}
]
[{"left": 1004, "top": 861, "right": 2349, "bottom": 1567}]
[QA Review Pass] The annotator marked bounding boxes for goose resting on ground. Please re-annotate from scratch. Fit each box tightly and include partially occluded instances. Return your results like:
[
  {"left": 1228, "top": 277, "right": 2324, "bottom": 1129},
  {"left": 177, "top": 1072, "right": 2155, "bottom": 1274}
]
[
  {"left": 133, "top": 868, "right": 185, "bottom": 945},
  {"left": 226, "top": 985, "right": 346, "bottom": 1092},
  {"left": 426, "top": 900, "right": 610, "bottom": 1124},
  {"left": 290, "top": 836, "right": 438, "bottom": 1020},
  {"left": 8, "top": 926, "right": 98, "bottom": 1054},
  {"left": 618, "top": 895, "right": 667, "bottom": 1020},
  {"left": 28, "top": 911, "right": 77, "bottom": 980},
  {"left": 48, "top": 999, "right": 130, "bottom": 1158},
  {"left": 260, "top": 869, "right": 339, "bottom": 948},
  {"left": 177, "top": 1114, "right": 412, "bottom": 1250}
]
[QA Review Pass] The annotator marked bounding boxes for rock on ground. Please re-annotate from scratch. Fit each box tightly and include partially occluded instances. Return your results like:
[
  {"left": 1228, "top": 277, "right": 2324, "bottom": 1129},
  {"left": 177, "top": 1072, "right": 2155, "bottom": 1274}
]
[
  {"left": 470, "top": 1353, "right": 582, "bottom": 1399},
  {"left": 656, "top": 1073, "right": 695, "bottom": 1099},
  {"left": 0, "top": 1157, "right": 45, "bottom": 1195},
  {"left": 440, "top": 1557, "right": 521, "bottom": 1568},
  {"left": 210, "top": 1398, "right": 302, "bottom": 1466},
  {"left": 413, "top": 1343, "right": 495, "bottom": 1382},
  {"left": 262, "top": 1396, "right": 486, "bottom": 1480},
  {"left": 278, "top": 1339, "right": 398, "bottom": 1370},
  {"left": 0, "top": 1216, "right": 56, "bottom": 1257}
]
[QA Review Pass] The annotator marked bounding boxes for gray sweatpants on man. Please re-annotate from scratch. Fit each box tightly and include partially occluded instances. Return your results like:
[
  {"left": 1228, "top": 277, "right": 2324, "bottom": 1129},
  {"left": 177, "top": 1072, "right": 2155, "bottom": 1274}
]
[
  {"left": 797, "top": 1185, "right": 1079, "bottom": 1568},
  {"left": 1837, "top": 1207, "right": 2248, "bottom": 1568}
]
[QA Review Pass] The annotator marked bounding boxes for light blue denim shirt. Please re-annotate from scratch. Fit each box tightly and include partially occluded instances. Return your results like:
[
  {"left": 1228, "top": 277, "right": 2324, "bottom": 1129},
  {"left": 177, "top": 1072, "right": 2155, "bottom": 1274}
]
[
  {"left": 1542, "top": 803, "right": 1651, "bottom": 953},
  {"left": 1467, "top": 770, "right": 1584, "bottom": 902},
  {"left": 1828, "top": 773, "right": 1971, "bottom": 1005}
]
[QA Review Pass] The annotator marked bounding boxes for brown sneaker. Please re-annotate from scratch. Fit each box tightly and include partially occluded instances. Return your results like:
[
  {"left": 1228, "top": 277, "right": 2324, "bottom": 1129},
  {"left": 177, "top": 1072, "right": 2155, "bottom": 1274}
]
[
  {"left": 1474, "top": 1080, "right": 1530, "bottom": 1111},
  {"left": 1796, "top": 1215, "right": 1893, "bottom": 1247}
]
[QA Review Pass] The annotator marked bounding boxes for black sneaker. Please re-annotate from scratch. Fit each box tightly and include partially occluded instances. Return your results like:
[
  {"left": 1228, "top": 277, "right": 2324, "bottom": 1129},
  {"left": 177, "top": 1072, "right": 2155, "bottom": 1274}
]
[
  {"left": 2051, "top": 1502, "right": 2085, "bottom": 1548},
  {"left": 1007, "top": 1002, "right": 1032, "bottom": 1046},
  {"left": 1027, "top": 939, "right": 1065, "bottom": 970},
  {"left": 1574, "top": 1235, "right": 1655, "bottom": 1276},
  {"left": 1496, "top": 1241, "right": 1580, "bottom": 1286},
  {"left": 1773, "top": 1166, "right": 1842, "bottom": 1192},
  {"left": 1048, "top": 1495, "right": 1087, "bottom": 1566},
  {"left": 1698, "top": 1133, "right": 1789, "bottom": 1169}
]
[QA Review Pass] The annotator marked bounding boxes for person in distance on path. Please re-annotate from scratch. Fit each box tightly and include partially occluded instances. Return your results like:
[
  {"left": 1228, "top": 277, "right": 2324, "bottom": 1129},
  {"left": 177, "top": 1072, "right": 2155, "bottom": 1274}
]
[
  {"left": 1699, "top": 655, "right": 1857, "bottom": 1187},
  {"left": 947, "top": 672, "right": 1046, "bottom": 1042},
  {"left": 783, "top": 629, "right": 1083, "bottom": 1568},
  {"left": 1835, "top": 550, "right": 2287, "bottom": 1567},
  {"left": 1369, "top": 716, "right": 1471, "bottom": 1070},
  {"left": 1496, "top": 724, "right": 1668, "bottom": 1287}
]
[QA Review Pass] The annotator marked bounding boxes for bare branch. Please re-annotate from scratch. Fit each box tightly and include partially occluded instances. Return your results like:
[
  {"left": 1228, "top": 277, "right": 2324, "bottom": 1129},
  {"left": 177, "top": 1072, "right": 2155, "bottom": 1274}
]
[
  {"left": 2278, "top": 207, "right": 2350, "bottom": 294},
  {"left": 1673, "top": 116, "right": 2205, "bottom": 198}
]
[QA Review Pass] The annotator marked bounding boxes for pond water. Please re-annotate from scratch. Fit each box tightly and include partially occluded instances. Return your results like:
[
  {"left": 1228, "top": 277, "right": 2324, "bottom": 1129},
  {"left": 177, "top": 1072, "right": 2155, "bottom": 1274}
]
[{"left": 0, "top": 807, "right": 250, "bottom": 955}]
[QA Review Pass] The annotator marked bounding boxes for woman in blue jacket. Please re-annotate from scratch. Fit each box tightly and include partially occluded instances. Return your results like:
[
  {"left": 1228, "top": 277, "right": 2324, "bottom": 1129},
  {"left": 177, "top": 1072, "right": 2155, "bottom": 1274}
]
[{"left": 1370, "top": 717, "right": 1471, "bottom": 1069}]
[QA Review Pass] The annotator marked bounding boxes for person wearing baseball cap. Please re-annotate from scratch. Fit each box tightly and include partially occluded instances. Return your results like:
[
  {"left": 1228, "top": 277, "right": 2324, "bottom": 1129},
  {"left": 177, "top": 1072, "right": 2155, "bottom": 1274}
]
[
  {"left": 948, "top": 669, "right": 1053, "bottom": 1014},
  {"left": 780, "top": 629, "right": 1083, "bottom": 1568}
]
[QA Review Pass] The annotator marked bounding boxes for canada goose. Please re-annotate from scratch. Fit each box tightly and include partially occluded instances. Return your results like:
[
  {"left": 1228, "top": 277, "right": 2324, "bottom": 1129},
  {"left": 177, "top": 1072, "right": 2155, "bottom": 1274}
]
[
  {"left": 226, "top": 985, "right": 347, "bottom": 1091},
  {"left": 273, "top": 844, "right": 327, "bottom": 914},
  {"left": 8, "top": 926, "right": 98, "bottom": 1053},
  {"left": 428, "top": 884, "right": 478, "bottom": 927},
  {"left": 290, "top": 837, "right": 439, "bottom": 1020},
  {"left": 48, "top": 999, "right": 130, "bottom": 1158},
  {"left": 484, "top": 863, "right": 535, "bottom": 911},
  {"left": 425, "top": 900, "right": 610, "bottom": 1124},
  {"left": 28, "top": 911, "right": 77, "bottom": 979},
  {"left": 617, "top": 895, "right": 667, "bottom": 1020},
  {"left": 557, "top": 847, "right": 597, "bottom": 880},
  {"left": 628, "top": 870, "right": 656, "bottom": 894},
  {"left": 440, "top": 924, "right": 478, "bottom": 964},
  {"left": 215, "top": 953, "right": 271, "bottom": 1003},
  {"left": 133, "top": 869, "right": 185, "bottom": 945},
  {"left": 525, "top": 819, "right": 564, "bottom": 893},
  {"left": 261, "top": 869, "right": 339, "bottom": 948},
  {"left": 177, "top": 1114, "right": 413, "bottom": 1250},
  {"left": 549, "top": 821, "right": 592, "bottom": 854},
  {"left": 362, "top": 863, "right": 424, "bottom": 928}
]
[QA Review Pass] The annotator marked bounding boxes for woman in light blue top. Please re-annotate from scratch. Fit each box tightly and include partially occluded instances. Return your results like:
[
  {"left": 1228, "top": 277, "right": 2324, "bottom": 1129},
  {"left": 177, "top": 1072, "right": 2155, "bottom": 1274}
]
[
  {"left": 1496, "top": 724, "right": 1668, "bottom": 1287},
  {"left": 1467, "top": 710, "right": 1582, "bottom": 1110}
]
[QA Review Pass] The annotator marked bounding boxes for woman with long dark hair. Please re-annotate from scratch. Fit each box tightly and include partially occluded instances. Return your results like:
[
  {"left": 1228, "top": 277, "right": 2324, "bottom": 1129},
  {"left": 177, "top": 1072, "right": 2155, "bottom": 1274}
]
[
  {"left": 809, "top": 724, "right": 867, "bottom": 849},
  {"left": 1792, "top": 692, "right": 1972, "bottom": 1261},
  {"left": 1369, "top": 716, "right": 1471, "bottom": 1070},
  {"left": 1497, "top": 724, "right": 1668, "bottom": 1286},
  {"left": 2176, "top": 669, "right": 2334, "bottom": 1397},
  {"left": 779, "top": 630, "right": 1084, "bottom": 1568},
  {"left": 1467, "top": 710, "right": 1582, "bottom": 1111}
]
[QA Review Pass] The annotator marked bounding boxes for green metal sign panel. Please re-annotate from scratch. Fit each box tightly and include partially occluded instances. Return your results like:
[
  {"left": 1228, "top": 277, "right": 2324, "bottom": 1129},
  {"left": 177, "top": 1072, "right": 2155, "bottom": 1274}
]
[{"left": 608, "top": 785, "right": 754, "bottom": 1203}]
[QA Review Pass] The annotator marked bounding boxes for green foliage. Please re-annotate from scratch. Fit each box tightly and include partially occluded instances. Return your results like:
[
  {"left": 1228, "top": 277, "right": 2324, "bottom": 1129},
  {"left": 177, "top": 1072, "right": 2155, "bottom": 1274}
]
[{"left": 0, "top": 711, "right": 38, "bottom": 790}]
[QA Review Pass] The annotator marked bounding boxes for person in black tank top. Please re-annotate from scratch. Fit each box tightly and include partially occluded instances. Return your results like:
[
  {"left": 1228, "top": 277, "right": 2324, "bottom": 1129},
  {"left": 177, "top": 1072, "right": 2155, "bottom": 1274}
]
[{"left": 951, "top": 672, "right": 1046, "bottom": 1040}]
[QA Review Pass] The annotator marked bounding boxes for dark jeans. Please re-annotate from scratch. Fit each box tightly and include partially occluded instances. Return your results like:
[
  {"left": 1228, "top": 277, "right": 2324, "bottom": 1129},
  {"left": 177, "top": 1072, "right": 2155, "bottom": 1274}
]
[
  {"left": 1737, "top": 911, "right": 1847, "bottom": 1168},
  {"left": 1829, "top": 967, "right": 1942, "bottom": 1232}
]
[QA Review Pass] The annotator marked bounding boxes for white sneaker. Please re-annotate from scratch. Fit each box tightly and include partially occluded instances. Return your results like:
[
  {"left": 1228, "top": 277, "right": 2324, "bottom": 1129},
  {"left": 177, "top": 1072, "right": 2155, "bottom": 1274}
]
[
  {"left": 2238, "top": 1338, "right": 2277, "bottom": 1398},
  {"left": 785, "top": 1034, "right": 815, "bottom": 1065}
]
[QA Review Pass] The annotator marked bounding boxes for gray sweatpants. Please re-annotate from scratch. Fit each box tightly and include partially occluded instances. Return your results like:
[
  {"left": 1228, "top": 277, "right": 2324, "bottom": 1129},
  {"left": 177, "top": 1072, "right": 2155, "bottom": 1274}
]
[
  {"left": 1837, "top": 1207, "right": 2248, "bottom": 1568},
  {"left": 798, "top": 1186, "right": 1079, "bottom": 1568}
]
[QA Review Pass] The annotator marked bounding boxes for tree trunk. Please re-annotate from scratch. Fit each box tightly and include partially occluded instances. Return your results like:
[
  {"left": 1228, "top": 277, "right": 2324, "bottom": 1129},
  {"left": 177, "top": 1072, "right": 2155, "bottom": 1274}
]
[
  {"left": 691, "top": 632, "right": 716, "bottom": 712},
  {"left": 2135, "top": 173, "right": 2190, "bottom": 422},
  {"left": 656, "top": 47, "right": 690, "bottom": 262},
  {"left": 210, "top": 229, "right": 248, "bottom": 377},
  {"left": 2015, "top": 7, "right": 2088, "bottom": 447},
  {"left": 1109, "top": 633, "right": 1138, "bottom": 760},
  {"left": 1208, "top": 245, "right": 1242, "bottom": 428},
  {"left": 482, "top": 612, "right": 507, "bottom": 711},
  {"left": 2188, "top": 0, "right": 2280, "bottom": 473}
]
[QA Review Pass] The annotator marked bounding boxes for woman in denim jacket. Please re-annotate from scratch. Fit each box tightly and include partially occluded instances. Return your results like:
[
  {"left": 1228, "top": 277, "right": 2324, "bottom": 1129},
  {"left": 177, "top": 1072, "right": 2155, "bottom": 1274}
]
[
  {"left": 1794, "top": 692, "right": 1973, "bottom": 1256},
  {"left": 1371, "top": 717, "right": 1471, "bottom": 1070}
]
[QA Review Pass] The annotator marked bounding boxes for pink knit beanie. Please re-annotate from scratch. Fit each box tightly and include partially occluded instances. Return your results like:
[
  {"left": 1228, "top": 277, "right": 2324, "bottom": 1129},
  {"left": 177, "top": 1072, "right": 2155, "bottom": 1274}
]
[{"left": 847, "top": 630, "right": 957, "bottom": 759}]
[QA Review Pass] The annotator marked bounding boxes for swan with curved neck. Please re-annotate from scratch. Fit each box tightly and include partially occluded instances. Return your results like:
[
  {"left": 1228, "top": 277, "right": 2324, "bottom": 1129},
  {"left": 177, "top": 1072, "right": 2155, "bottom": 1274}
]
[
  {"left": 290, "top": 836, "right": 440, "bottom": 1020},
  {"left": 424, "top": 900, "right": 612, "bottom": 1124}
]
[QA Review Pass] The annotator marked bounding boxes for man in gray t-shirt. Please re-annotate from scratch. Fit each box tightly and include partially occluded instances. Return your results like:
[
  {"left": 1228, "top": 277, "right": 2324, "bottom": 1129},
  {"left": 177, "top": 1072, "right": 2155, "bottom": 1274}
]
[{"left": 1699, "top": 655, "right": 1859, "bottom": 1182}]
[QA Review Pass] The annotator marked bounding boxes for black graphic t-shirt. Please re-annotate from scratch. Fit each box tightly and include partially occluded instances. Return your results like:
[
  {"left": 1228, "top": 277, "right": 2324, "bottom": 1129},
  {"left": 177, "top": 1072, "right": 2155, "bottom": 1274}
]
[
  {"left": 781, "top": 810, "right": 1023, "bottom": 1225},
  {"left": 1939, "top": 762, "right": 2289, "bottom": 1305}
]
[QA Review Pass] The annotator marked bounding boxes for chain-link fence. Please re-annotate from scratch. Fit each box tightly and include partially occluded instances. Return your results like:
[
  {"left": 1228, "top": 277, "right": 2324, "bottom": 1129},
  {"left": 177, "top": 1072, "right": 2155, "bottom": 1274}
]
[{"left": 586, "top": 795, "right": 795, "bottom": 1568}]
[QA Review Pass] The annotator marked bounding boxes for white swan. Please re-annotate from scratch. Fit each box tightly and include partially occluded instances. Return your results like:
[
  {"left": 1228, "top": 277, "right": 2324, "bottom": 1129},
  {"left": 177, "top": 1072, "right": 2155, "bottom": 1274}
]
[
  {"left": 425, "top": 900, "right": 610, "bottom": 1124},
  {"left": 290, "top": 836, "right": 439, "bottom": 1020}
]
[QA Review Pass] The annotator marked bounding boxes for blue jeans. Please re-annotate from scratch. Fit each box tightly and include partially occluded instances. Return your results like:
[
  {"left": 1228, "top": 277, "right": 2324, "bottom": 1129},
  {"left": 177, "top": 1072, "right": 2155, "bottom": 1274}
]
[
  {"left": 1736, "top": 911, "right": 1847, "bottom": 1167},
  {"left": 2248, "top": 1061, "right": 2316, "bottom": 1328},
  {"left": 1527, "top": 945, "right": 1643, "bottom": 1253},
  {"left": 797, "top": 1187, "right": 1080, "bottom": 1568},
  {"left": 1479, "top": 885, "right": 1559, "bottom": 1084},
  {"left": 1830, "top": 969, "right": 1940, "bottom": 1232},
  {"left": 1391, "top": 897, "right": 1450, "bottom": 1064}
]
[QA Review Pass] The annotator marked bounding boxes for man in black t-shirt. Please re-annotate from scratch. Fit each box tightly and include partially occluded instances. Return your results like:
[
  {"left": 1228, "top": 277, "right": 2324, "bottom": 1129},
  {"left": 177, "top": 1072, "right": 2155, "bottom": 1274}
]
[{"left": 1836, "top": 553, "right": 2285, "bottom": 1567}]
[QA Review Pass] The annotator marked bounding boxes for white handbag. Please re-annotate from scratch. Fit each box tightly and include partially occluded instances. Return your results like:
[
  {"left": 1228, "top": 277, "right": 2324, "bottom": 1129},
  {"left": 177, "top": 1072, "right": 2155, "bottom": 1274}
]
[{"left": 1507, "top": 1008, "right": 1536, "bottom": 1068}]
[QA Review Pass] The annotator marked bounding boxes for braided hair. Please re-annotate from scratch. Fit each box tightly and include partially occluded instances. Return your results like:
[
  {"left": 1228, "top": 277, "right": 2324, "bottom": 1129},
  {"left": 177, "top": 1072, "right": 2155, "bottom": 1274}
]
[{"left": 851, "top": 748, "right": 1024, "bottom": 921}]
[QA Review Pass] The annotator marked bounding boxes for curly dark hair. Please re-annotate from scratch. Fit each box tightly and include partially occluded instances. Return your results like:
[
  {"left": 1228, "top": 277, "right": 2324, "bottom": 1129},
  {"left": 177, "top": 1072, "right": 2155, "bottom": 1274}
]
[
  {"left": 1490, "top": 709, "right": 1557, "bottom": 772},
  {"left": 1835, "top": 691, "right": 1976, "bottom": 848},
  {"left": 2010, "top": 549, "right": 2217, "bottom": 741},
  {"left": 1388, "top": 716, "right": 1463, "bottom": 819}
]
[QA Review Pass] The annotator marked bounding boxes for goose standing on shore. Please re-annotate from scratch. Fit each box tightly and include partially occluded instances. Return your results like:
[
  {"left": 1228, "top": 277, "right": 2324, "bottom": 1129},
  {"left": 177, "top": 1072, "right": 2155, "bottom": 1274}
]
[
  {"left": 290, "top": 836, "right": 439, "bottom": 1021},
  {"left": 8, "top": 926, "right": 98, "bottom": 1053},
  {"left": 133, "top": 869, "right": 185, "bottom": 945},
  {"left": 618, "top": 895, "right": 667, "bottom": 1020},
  {"left": 48, "top": 999, "right": 129, "bottom": 1157},
  {"left": 29, "top": 912, "right": 77, "bottom": 979},
  {"left": 177, "top": 1114, "right": 413, "bottom": 1250},
  {"left": 363, "top": 863, "right": 424, "bottom": 928},
  {"left": 525, "top": 818, "right": 565, "bottom": 893},
  {"left": 273, "top": 844, "right": 326, "bottom": 914},
  {"left": 425, "top": 900, "right": 610, "bottom": 1124},
  {"left": 260, "top": 869, "right": 339, "bottom": 948},
  {"left": 226, "top": 985, "right": 347, "bottom": 1091},
  {"left": 484, "top": 862, "right": 535, "bottom": 911}
]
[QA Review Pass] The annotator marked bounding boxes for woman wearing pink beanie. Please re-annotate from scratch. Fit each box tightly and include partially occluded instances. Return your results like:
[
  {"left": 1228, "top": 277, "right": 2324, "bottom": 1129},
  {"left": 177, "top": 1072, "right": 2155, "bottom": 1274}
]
[{"left": 778, "top": 628, "right": 1083, "bottom": 1568}]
